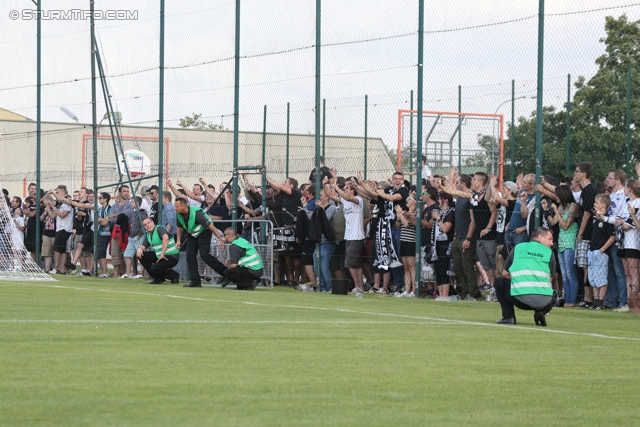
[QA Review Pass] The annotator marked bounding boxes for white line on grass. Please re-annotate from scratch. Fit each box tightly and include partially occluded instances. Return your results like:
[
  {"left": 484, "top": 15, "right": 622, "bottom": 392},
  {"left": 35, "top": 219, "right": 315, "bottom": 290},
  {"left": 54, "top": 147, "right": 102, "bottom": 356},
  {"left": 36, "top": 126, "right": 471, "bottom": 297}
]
[
  {"left": 0, "top": 319, "right": 451, "bottom": 325},
  {"left": 9, "top": 282, "right": 640, "bottom": 342}
]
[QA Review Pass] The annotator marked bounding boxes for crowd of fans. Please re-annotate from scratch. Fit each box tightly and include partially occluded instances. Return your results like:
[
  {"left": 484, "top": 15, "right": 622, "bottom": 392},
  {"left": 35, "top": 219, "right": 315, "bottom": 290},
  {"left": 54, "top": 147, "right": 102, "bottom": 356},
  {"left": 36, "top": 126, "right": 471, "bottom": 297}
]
[{"left": 2, "top": 158, "right": 640, "bottom": 312}]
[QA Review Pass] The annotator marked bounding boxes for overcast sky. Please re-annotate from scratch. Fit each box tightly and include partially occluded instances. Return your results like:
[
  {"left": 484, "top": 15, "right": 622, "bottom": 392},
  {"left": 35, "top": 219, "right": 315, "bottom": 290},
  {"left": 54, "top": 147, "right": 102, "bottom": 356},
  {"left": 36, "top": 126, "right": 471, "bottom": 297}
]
[{"left": 1, "top": 0, "right": 639, "bottom": 152}]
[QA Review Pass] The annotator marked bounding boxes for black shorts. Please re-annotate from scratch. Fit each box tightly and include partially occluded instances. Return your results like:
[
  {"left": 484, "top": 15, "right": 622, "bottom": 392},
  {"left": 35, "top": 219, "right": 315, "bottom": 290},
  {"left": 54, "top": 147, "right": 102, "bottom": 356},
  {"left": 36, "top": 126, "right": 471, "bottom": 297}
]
[
  {"left": 301, "top": 240, "right": 315, "bottom": 266},
  {"left": 97, "top": 235, "right": 111, "bottom": 259},
  {"left": 400, "top": 241, "right": 416, "bottom": 257},
  {"left": 81, "top": 231, "right": 94, "bottom": 253},
  {"left": 53, "top": 230, "right": 71, "bottom": 253},
  {"left": 619, "top": 248, "right": 640, "bottom": 259}
]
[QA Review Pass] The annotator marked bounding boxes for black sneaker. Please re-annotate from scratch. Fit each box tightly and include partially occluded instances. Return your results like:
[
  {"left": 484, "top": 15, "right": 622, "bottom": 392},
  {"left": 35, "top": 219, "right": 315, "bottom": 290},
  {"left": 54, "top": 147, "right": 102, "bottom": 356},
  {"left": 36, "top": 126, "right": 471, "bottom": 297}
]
[
  {"left": 534, "top": 310, "right": 547, "bottom": 326},
  {"left": 183, "top": 282, "right": 202, "bottom": 288},
  {"left": 65, "top": 262, "right": 77, "bottom": 271},
  {"left": 171, "top": 274, "right": 180, "bottom": 285},
  {"left": 496, "top": 317, "right": 516, "bottom": 325}
]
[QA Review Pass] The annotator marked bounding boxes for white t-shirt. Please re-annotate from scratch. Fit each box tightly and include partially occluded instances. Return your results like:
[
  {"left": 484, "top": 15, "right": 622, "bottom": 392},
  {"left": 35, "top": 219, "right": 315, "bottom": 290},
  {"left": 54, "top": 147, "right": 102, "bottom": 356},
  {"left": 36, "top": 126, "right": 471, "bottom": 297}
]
[
  {"left": 55, "top": 203, "right": 74, "bottom": 233},
  {"left": 188, "top": 195, "right": 205, "bottom": 208},
  {"left": 342, "top": 196, "right": 365, "bottom": 241},
  {"left": 622, "top": 198, "right": 640, "bottom": 250},
  {"left": 14, "top": 216, "right": 25, "bottom": 243}
]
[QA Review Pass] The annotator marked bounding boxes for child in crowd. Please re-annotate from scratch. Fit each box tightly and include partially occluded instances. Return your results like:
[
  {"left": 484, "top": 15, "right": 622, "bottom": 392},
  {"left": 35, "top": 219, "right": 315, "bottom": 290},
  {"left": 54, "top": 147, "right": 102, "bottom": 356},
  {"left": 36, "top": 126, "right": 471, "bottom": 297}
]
[{"left": 588, "top": 194, "right": 616, "bottom": 310}]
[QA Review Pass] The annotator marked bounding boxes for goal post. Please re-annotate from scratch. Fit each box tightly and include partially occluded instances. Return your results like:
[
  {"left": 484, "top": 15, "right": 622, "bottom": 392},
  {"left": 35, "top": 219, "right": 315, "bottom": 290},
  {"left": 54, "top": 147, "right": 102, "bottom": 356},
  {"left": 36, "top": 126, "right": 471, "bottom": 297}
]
[
  {"left": 0, "top": 184, "right": 56, "bottom": 281},
  {"left": 397, "top": 110, "right": 505, "bottom": 185}
]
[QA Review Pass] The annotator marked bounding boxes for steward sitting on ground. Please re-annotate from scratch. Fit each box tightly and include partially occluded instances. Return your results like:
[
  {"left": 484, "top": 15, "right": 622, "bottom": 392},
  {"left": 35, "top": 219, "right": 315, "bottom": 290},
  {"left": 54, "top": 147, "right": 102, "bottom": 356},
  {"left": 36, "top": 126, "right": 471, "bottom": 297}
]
[
  {"left": 494, "top": 226, "right": 556, "bottom": 326},
  {"left": 222, "top": 228, "right": 264, "bottom": 290}
]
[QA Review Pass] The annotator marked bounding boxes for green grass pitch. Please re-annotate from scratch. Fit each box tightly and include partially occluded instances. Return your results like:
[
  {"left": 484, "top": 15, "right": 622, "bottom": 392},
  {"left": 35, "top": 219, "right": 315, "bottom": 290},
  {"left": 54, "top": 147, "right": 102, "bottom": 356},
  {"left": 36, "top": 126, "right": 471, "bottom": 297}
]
[{"left": 1, "top": 276, "right": 639, "bottom": 426}]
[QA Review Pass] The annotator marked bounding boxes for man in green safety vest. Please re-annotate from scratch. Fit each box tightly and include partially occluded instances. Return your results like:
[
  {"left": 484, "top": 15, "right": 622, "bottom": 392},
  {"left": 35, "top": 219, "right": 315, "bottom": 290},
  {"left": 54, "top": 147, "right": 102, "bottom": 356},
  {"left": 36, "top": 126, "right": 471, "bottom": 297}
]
[
  {"left": 175, "top": 197, "right": 226, "bottom": 288},
  {"left": 222, "top": 228, "right": 264, "bottom": 290},
  {"left": 494, "top": 226, "right": 556, "bottom": 326},
  {"left": 136, "top": 216, "right": 180, "bottom": 284}
]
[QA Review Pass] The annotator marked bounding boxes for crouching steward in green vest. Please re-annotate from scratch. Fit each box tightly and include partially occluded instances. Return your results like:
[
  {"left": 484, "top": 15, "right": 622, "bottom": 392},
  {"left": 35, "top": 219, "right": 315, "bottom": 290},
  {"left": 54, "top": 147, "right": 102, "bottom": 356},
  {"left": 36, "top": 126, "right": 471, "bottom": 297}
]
[
  {"left": 137, "top": 216, "right": 181, "bottom": 284},
  {"left": 494, "top": 226, "right": 556, "bottom": 326},
  {"left": 222, "top": 228, "right": 264, "bottom": 290},
  {"left": 174, "top": 197, "right": 226, "bottom": 288}
]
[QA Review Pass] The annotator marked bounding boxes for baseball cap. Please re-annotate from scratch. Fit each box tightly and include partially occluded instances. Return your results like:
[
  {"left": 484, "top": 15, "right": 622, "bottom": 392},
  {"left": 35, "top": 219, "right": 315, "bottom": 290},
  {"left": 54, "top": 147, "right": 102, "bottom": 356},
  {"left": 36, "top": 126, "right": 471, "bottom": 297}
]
[{"left": 503, "top": 181, "right": 517, "bottom": 195}]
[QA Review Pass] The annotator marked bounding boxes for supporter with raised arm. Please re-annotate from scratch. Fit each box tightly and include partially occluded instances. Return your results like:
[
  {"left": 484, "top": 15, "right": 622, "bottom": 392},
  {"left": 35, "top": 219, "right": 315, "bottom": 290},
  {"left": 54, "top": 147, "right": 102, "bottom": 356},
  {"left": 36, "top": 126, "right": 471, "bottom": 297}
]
[
  {"left": 438, "top": 168, "right": 478, "bottom": 300},
  {"left": 168, "top": 179, "right": 205, "bottom": 208},
  {"left": 376, "top": 171, "right": 409, "bottom": 290},
  {"left": 328, "top": 176, "right": 366, "bottom": 293},
  {"left": 395, "top": 194, "right": 418, "bottom": 297},
  {"left": 49, "top": 185, "right": 73, "bottom": 275}
]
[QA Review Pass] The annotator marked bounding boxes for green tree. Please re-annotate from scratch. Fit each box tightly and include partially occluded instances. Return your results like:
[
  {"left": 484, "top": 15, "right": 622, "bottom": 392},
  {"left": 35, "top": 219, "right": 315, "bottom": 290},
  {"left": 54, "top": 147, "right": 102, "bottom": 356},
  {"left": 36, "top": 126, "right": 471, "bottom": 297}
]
[
  {"left": 179, "top": 113, "right": 226, "bottom": 130},
  {"left": 478, "top": 15, "right": 640, "bottom": 183},
  {"left": 570, "top": 14, "right": 640, "bottom": 180}
]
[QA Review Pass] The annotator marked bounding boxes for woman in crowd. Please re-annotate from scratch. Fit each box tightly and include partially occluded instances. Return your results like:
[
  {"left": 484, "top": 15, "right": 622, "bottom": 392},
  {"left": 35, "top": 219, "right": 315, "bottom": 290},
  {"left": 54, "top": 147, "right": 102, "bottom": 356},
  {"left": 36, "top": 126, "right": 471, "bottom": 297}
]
[
  {"left": 432, "top": 192, "right": 455, "bottom": 299},
  {"left": 621, "top": 179, "right": 640, "bottom": 307},
  {"left": 96, "top": 192, "right": 113, "bottom": 278},
  {"left": 543, "top": 185, "right": 579, "bottom": 307},
  {"left": 395, "top": 194, "right": 417, "bottom": 297}
]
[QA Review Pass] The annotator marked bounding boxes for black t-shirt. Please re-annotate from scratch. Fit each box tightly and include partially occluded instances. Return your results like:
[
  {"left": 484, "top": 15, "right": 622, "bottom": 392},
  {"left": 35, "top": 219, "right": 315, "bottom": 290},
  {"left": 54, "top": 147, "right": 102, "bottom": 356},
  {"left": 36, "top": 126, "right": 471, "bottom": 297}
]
[
  {"left": 389, "top": 185, "right": 409, "bottom": 215},
  {"left": 150, "top": 202, "right": 159, "bottom": 225},
  {"left": 275, "top": 188, "right": 303, "bottom": 226},
  {"left": 472, "top": 195, "right": 496, "bottom": 241},
  {"left": 579, "top": 183, "right": 597, "bottom": 241},
  {"left": 454, "top": 198, "right": 472, "bottom": 239},
  {"left": 440, "top": 208, "right": 456, "bottom": 243},
  {"left": 421, "top": 202, "right": 440, "bottom": 247},
  {"left": 589, "top": 218, "right": 615, "bottom": 253}
]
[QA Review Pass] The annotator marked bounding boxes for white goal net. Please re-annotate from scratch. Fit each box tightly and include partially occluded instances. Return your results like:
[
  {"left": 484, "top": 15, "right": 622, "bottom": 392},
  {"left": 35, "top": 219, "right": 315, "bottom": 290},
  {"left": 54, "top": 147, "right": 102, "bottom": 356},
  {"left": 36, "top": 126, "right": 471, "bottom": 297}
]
[{"left": 0, "top": 184, "right": 56, "bottom": 281}]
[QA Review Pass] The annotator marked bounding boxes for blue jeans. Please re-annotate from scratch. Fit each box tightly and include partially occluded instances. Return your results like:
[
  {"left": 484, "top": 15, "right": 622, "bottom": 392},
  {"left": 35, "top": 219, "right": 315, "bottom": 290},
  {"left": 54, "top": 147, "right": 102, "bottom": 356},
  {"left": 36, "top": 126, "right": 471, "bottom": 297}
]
[
  {"left": 314, "top": 242, "right": 336, "bottom": 292},
  {"left": 391, "top": 228, "right": 404, "bottom": 286},
  {"left": 504, "top": 229, "right": 528, "bottom": 253},
  {"left": 605, "top": 243, "right": 627, "bottom": 307},
  {"left": 558, "top": 248, "right": 578, "bottom": 305}
]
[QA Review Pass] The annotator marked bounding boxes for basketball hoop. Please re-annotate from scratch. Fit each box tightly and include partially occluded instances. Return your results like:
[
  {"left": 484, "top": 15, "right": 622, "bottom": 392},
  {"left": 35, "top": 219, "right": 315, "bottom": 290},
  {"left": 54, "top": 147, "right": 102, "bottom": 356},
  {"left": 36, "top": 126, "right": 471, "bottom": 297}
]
[{"left": 119, "top": 149, "right": 151, "bottom": 177}]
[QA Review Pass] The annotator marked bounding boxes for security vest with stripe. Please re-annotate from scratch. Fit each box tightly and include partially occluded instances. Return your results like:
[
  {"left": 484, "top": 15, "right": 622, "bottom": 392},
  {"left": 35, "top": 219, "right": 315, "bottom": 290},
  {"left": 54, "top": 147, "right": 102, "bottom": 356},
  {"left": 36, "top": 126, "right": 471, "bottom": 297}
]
[
  {"left": 146, "top": 225, "right": 179, "bottom": 258},
  {"left": 509, "top": 240, "right": 553, "bottom": 297},
  {"left": 176, "top": 206, "right": 209, "bottom": 238},
  {"left": 232, "top": 237, "right": 263, "bottom": 271}
]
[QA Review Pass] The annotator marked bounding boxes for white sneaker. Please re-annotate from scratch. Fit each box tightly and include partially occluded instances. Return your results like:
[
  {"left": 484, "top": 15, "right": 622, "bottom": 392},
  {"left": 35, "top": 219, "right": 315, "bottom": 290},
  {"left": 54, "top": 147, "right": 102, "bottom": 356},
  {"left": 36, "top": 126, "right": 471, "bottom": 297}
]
[
  {"left": 406, "top": 292, "right": 415, "bottom": 298},
  {"left": 435, "top": 296, "right": 448, "bottom": 301},
  {"left": 613, "top": 304, "right": 630, "bottom": 313},
  {"left": 129, "top": 274, "right": 143, "bottom": 279},
  {"left": 99, "top": 274, "right": 109, "bottom": 278},
  {"left": 120, "top": 274, "right": 129, "bottom": 279},
  {"left": 76, "top": 272, "right": 83, "bottom": 276},
  {"left": 464, "top": 295, "right": 477, "bottom": 302},
  {"left": 394, "top": 292, "right": 403, "bottom": 298},
  {"left": 48, "top": 269, "right": 58, "bottom": 274}
]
